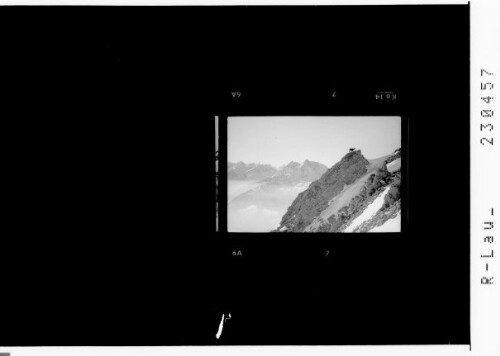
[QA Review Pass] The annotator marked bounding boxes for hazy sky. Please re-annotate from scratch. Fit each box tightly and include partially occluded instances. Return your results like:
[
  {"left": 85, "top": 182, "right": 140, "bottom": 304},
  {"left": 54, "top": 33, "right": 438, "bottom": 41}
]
[{"left": 228, "top": 116, "right": 401, "bottom": 167}]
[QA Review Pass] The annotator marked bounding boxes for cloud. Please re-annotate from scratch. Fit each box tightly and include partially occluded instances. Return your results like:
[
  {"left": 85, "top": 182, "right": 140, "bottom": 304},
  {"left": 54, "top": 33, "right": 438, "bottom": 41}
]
[{"left": 262, "top": 208, "right": 279, "bottom": 216}]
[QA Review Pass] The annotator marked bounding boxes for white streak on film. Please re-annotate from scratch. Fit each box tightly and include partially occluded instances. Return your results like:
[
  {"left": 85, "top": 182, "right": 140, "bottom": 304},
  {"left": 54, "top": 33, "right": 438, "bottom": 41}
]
[
  {"left": 215, "top": 313, "right": 232, "bottom": 339},
  {"left": 215, "top": 313, "right": 225, "bottom": 339}
]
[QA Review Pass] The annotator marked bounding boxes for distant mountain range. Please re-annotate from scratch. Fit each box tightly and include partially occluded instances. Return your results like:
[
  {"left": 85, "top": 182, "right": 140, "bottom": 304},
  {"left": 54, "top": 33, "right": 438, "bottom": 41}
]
[
  {"left": 227, "top": 162, "right": 278, "bottom": 181},
  {"left": 227, "top": 159, "right": 329, "bottom": 232},
  {"left": 228, "top": 160, "right": 328, "bottom": 184}
]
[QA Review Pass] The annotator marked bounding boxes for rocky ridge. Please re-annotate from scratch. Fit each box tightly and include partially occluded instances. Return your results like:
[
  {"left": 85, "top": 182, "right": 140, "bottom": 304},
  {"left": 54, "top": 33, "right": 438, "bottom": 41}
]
[{"left": 275, "top": 149, "right": 402, "bottom": 233}]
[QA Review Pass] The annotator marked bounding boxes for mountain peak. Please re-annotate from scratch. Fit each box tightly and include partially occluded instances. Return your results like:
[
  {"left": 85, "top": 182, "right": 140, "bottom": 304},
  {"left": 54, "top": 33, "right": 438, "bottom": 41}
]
[
  {"left": 228, "top": 162, "right": 279, "bottom": 180},
  {"left": 343, "top": 149, "right": 363, "bottom": 159},
  {"left": 285, "top": 161, "right": 301, "bottom": 167}
]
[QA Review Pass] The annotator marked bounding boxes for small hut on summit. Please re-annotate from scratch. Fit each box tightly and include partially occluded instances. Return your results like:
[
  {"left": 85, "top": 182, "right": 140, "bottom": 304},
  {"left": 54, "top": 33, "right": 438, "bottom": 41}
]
[{"left": 349, "top": 147, "right": 356, "bottom": 152}]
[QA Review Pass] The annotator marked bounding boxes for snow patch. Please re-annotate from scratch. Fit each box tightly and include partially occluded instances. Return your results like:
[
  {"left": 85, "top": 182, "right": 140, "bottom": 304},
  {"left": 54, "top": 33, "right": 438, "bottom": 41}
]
[
  {"left": 387, "top": 158, "right": 401, "bottom": 173},
  {"left": 343, "top": 186, "right": 391, "bottom": 232},
  {"left": 369, "top": 211, "right": 401, "bottom": 232},
  {"left": 295, "top": 181, "right": 311, "bottom": 189}
]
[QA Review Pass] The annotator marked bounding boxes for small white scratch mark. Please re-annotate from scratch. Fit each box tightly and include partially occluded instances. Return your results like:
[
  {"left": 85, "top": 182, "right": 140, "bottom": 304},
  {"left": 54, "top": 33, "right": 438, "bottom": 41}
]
[
  {"left": 215, "top": 313, "right": 231, "bottom": 339},
  {"left": 215, "top": 313, "right": 225, "bottom": 339}
]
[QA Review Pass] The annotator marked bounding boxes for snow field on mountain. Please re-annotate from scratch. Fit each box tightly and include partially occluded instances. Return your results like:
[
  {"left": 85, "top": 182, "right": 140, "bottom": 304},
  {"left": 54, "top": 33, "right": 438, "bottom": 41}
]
[
  {"left": 387, "top": 158, "right": 401, "bottom": 173},
  {"left": 343, "top": 186, "right": 391, "bottom": 232},
  {"left": 370, "top": 211, "right": 401, "bottom": 232}
]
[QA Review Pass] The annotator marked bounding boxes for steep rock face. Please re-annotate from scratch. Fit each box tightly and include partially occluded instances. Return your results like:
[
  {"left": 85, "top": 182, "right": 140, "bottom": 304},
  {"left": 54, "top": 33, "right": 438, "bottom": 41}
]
[
  {"left": 276, "top": 150, "right": 370, "bottom": 232},
  {"left": 275, "top": 148, "right": 402, "bottom": 233},
  {"left": 340, "top": 148, "right": 402, "bottom": 232},
  {"left": 337, "top": 168, "right": 401, "bottom": 232}
]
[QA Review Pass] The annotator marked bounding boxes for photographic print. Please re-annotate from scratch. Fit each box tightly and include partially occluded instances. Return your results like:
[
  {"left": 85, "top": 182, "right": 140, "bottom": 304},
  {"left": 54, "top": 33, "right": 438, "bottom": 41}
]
[
  {"left": 0, "top": 3, "right": 473, "bottom": 348},
  {"left": 228, "top": 116, "right": 402, "bottom": 233}
]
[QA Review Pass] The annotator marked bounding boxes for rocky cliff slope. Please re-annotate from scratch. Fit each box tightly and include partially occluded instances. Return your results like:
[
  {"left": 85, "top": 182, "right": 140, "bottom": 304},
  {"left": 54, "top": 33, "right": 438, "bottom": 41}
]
[{"left": 275, "top": 149, "right": 401, "bottom": 233}]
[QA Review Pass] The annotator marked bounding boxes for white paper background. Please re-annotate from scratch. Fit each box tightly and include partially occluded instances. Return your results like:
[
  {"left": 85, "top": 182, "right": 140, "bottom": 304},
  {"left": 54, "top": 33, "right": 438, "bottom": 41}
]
[{"left": 470, "top": 0, "right": 500, "bottom": 354}]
